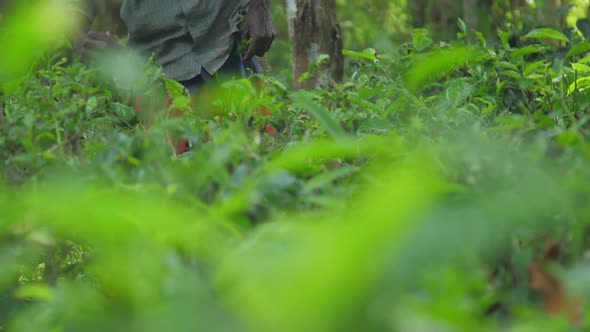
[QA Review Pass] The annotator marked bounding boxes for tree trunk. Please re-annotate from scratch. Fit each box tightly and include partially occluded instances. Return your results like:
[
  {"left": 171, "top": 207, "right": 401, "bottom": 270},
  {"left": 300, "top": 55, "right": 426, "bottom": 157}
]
[
  {"left": 409, "top": 0, "right": 428, "bottom": 28},
  {"left": 461, "top": 0, "right": 478, "bottom": 31},
  {"left": 542, "top": 0, "right": 564, "bottom": 26},
  {"left": 286, "top": 0, "right": 344, "bottom": 90}
]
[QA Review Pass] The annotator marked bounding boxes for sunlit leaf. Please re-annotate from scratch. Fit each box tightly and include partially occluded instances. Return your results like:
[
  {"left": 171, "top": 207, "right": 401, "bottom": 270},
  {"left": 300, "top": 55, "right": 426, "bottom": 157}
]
[
  {"left": 291, "top": 90, "right": 347, "bottom": 139},
  {"left": 523, "top": 28, "right": 569, "bottom": 44},
  {"left": 404, "top": 47, "right": 483, "bottom": 92}
]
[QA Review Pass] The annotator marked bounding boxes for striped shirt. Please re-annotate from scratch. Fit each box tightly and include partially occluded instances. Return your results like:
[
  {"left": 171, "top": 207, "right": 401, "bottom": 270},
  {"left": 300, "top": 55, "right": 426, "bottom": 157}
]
[{"left": 72, "top": 0, "right": 249, "bottom": 81}]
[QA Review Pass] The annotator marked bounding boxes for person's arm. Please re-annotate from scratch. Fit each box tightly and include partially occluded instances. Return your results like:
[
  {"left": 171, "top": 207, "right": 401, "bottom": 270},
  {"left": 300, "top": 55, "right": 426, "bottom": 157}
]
[{"left": 241, "top": 0, "right": 277, "bottom": 62}]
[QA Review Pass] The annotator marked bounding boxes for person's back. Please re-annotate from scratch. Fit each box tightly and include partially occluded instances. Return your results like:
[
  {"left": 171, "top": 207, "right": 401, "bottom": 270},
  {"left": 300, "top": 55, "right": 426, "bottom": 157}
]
[{"left": 120, "top": 0, "right": 248, "bottom": 81}]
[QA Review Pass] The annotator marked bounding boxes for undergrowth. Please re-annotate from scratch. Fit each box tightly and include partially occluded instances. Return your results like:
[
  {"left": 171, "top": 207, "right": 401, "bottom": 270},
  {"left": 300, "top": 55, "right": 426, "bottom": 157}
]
[{"left": 2, "top": 13, "right": 590, "bottom": 332}]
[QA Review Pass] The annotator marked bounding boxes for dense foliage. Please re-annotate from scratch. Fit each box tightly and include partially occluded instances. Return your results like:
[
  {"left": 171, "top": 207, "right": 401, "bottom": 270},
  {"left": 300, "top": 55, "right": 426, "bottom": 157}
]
[{"left": 3, "top": 1, "right": 590, "bottom": 331}]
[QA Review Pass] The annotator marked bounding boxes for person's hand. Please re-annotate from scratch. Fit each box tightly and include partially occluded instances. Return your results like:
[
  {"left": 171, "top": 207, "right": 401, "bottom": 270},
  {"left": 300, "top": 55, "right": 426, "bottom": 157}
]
[
  {"left": 75, "top": 31, "right": 120, "bottom": 62},
  {"left": 240, "top": 0, "right": 277, "bottom": 62}
]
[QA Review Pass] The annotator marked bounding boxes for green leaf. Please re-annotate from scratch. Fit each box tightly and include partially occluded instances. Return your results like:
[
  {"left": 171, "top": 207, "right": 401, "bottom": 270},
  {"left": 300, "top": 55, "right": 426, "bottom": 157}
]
[
  {"left": 475, "top": 31, "right": 487, "bottom": 48},
  {"left": 15, "top": 284, "right": 54, "bottom": 301},
  {"left": 446, "top": 79, "right": 474, "bottom": 108},
  {"left": 556, "top": 129, "right": 580, "bottom": 146},
  {"left": 359, "top": 118, "right": 395, "bottom": 132},
  {"left": 523, "top": 28, "right": 569, "bottom": 43},
  {"left": 495, "top": 61, "right": 519, "bottom": 71},
  {"left": 290, "top": 91, "right": 347, "bottom": 139},
  {"left": 457, "top": 17, "right": 467, "bottom": 34},
  {"left": 412, "top": 29, "right": 434, "bottom": 52},
  {"left": 568, "top": 76, "right": 590, "bottom": 94},
  {"left": 510, "top": 45, "right": 546, "bottom": 59},
  {"left": 261, "top": 170, "right": 298, "bottom": 194},
  {"left": 0, "top": 1, "right": 78, "bottom": 81},
  {"left": 566, "top": 41, "right": 590, "bottom": 59},
  {"left": 165, "top": 79, "right": 188, "bottom": 99},
  {"left": 404, "top": 47, "right": 483, "bottom": 92},
  {"left": 258, "top": 74, "right": 288, "bottom": 93},
  {"left": 110, "top": 102, "right": 136, "bottom": 123},
  {"left": 571, "top": 63, "right": 590, "bottom": 72},
  {"left": 342, "top": 49, "right": 377, "bottom": 62},
  {"left": 498, "top": 30, "right": 511, "bottom": 49},
  {"left": 316, "top": 54, "right": 331, "bottom": 66},
  {"left": 524, "top": 61, "right": 547, "bottom": 77},
  {"left": 302, "top": 166, "right": 359, "bottom": 194}
]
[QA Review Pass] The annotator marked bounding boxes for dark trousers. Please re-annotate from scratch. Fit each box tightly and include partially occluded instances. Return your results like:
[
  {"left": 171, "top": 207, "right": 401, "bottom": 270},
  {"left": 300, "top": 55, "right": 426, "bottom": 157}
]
[{"left": 178, "top": 42, "right": 261, "bottom": 94}]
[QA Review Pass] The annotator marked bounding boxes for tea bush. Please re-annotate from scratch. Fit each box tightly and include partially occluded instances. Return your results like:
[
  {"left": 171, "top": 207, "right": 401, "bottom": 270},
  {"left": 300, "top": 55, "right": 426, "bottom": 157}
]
[{"left": 2, "top": 4, "right": 590, "bottom": 332}]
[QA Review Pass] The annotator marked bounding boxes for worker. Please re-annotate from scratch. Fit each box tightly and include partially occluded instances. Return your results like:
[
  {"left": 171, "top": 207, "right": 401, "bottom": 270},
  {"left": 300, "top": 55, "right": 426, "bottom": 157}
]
[
  {"left": 72, "top": 0, "right": 276, "bottom": 92},
  {"left": 71, "top": 0, "right": 277, "bottom": 153}
]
